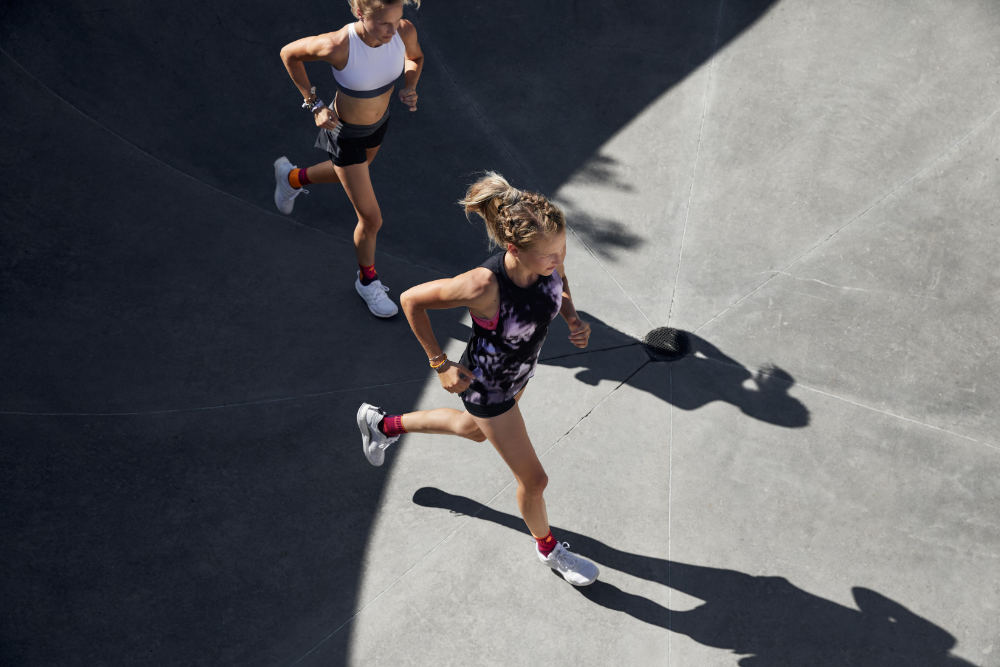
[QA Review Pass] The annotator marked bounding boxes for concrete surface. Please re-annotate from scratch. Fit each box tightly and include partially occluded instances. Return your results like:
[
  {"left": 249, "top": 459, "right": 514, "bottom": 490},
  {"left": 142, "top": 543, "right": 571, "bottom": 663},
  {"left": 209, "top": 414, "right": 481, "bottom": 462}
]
[{"left": 2, "top": 0, "right": 998, "bottom": 665}]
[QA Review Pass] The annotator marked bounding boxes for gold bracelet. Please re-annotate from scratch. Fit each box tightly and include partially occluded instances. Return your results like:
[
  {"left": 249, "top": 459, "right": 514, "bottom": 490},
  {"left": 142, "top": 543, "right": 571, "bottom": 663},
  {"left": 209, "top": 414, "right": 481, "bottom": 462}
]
[{"left": 429, "top": 355, "right": 448, "bottom": 369}]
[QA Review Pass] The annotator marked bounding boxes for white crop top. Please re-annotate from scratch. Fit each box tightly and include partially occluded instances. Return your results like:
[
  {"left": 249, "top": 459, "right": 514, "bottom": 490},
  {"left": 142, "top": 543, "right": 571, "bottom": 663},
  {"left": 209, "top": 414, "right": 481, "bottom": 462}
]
[{"left": 331, "top": 24, "right": 406, "bottom": 98}]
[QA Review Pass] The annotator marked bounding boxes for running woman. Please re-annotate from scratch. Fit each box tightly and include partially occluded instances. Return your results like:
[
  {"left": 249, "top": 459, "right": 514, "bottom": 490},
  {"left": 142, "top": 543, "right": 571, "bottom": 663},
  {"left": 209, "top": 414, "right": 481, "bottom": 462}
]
[
  {"left": 356, "top": 172, "right": 599, "bottom": 586},
  {"left": 274, "top": 0, "right": 424, "bottom": 318}
]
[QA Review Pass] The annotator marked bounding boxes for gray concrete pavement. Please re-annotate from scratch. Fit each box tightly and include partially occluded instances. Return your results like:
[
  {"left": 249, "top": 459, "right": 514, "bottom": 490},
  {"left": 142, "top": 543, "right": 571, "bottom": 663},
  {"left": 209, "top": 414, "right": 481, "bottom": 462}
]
[{"left": 2, "top": 0, "right": 998, "bottom": 665}]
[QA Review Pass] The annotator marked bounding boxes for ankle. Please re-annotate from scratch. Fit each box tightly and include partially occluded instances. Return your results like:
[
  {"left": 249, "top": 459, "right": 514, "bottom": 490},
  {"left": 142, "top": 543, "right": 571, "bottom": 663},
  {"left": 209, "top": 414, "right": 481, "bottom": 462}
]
[
  {"left": 288, "top": 167, "right": 311, "bottom": 189},
  {"left": 535, "top": 531, "right": 557, "bottom": 557},
  {"left": 379, "top": 415, "right": 406, "bottom": 437},
  {"left": 359, "top": 263, "right": 378, "bottom": 285}
]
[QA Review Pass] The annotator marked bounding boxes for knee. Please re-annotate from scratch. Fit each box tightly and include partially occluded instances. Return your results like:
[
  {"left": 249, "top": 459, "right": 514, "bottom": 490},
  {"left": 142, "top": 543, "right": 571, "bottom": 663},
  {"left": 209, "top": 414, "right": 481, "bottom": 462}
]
[
  {"left": 357, "top": 210, "right": 382, "bottom": 233},
  {"left": 520, "top": 470, "right": 548, "bottom": 497}
]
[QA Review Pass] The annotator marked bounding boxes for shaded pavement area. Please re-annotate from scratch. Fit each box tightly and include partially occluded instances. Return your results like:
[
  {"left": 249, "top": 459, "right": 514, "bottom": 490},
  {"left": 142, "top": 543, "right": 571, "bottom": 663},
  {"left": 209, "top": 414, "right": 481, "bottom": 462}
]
[{"left": 2, "top": 1, "right": 998, "bottom": 665}]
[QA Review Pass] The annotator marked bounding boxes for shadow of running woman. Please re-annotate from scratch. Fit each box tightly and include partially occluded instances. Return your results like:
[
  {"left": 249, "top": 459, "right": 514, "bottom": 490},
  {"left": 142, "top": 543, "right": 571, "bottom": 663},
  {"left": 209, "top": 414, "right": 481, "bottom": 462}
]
[
  {"left": 413, "top": 487, "right": 975, "bottom": 667},
  {"left": 538, "top": 311, "right": 810, "bottom": 428}
]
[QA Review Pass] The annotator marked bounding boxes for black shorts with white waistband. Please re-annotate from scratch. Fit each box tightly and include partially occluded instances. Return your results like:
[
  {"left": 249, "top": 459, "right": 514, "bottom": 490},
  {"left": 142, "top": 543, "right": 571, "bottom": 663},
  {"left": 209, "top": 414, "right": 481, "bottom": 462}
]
[{"left": 314, "top": 110, "right": 390, "bottom": 167}]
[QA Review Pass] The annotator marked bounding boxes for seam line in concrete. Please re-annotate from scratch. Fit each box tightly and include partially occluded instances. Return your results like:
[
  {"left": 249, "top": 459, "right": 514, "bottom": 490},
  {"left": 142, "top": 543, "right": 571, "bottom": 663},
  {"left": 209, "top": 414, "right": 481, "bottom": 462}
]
[
  {"left": 692, "top": 101, "right": 1000, "bottom": 336},
  {"left": 667, "top": 364, "right": 675, "bottom": 661},
  {"left": 795, "top": 382, "right": 1000, "bottom": 454},
  {"left": 539, "top": 342, "right": 642, "bottom": 363},
  {"left": 667, "top": 0, "right": 726, "bottom": 331},
  {"left": 539, "top": 359, "right": 652, "bottom": 459},
  {"left": 682, "top": 353, "right": 998, "bottom": 452},
  {"left": 567, "top": 224, "right": 655, "bottom": 330}
]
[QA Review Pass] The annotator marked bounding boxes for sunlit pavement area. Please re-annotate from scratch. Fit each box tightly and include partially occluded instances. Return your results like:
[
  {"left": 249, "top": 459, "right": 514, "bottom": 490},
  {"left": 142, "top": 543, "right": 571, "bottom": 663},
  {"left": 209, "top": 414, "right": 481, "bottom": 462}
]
[{"left": 2, "top": 1, "right": 999, "bottom": 665}]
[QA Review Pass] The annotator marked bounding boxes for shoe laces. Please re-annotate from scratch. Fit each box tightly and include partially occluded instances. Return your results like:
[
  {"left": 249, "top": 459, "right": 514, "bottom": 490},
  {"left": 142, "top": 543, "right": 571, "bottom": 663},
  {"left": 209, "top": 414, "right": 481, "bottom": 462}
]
[{"left": 552, "top": 542, "right": 576, "bottom": 569}]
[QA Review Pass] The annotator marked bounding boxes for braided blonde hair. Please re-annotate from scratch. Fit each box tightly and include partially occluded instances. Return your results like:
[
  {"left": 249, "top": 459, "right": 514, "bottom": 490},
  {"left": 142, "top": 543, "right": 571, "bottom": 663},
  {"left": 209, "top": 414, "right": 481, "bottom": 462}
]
[
  {"left": 459, "top": 172, "right": 565, "bottom": 249},
  {"left": 349, "top": 0, "right": 420, "bottom": 18}
]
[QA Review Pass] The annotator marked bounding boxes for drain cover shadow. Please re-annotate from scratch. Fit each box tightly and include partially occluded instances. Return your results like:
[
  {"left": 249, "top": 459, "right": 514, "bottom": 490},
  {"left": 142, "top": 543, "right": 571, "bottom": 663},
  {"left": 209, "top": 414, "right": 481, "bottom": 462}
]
[{"left": 642, "top": 327, "right": 690, "bottom": 362}]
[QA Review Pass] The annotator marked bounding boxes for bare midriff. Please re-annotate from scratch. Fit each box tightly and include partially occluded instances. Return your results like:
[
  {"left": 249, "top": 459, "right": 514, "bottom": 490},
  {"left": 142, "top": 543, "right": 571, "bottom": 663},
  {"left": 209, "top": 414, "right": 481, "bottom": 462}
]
[{"left": 334, "top": 88, "right": 394, "bottom": 125}]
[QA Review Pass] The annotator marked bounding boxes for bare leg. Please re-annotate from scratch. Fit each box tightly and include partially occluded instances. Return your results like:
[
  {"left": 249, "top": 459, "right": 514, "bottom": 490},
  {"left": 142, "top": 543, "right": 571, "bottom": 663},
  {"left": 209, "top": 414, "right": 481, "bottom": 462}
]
[
  {"left": 400, "top": 408, "right": 486, "bottom": 442},
  {"left": 471, "top": 400, "right": 550, "bottom": 538},
  {"left": 302, "top": 144, "right": 382, "bottom": 185},
  {"left": 302, "top": 160, "right": 340, "bottom": 184},
  {"left": 335, "top": 146, "right": 384, "bottom": 267}
]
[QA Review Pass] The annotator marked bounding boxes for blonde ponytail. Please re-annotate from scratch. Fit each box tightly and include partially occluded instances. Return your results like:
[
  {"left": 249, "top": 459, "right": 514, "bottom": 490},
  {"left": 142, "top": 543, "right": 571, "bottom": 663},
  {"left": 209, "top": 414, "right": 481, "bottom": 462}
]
[{"left": 459, "top": 172, "right": 565, "bottom": 249}]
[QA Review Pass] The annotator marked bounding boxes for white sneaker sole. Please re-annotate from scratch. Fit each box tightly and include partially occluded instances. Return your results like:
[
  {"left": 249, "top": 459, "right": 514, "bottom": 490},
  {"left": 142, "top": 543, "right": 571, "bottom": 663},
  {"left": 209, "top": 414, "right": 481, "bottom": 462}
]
[
  {"left": 273, "top": 157, "right": 295, "bottom": 215},
  {"left": 547, "top": 567, "right": 598, "bottom": 587},
  {"left": 357, "top": 403, "right": 384, "bottom": 467}
]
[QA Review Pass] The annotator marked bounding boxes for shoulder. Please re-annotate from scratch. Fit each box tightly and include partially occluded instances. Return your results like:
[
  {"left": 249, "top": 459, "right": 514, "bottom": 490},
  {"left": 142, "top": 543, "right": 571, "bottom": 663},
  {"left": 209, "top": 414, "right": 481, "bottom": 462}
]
[
  {"left": 440, "top": 266, "right": 497, "bottom": 305},
  {"left": 398, "top": 19, "right": 417, "bottom": 37},
  {"left": 307, "top": 27, "right": 351, "bottom": 60},
  {"left": 326, "top": 25, "right": 354, "bottom": 66},
  {"left": 456, "top": 267, "right": 497, "bottom": 298},
  {"left": 330, "top": 23, "right": 355, "bottom": 50},
  {"left": 398, "top": 19, "right": 420, "bottom": 47}
]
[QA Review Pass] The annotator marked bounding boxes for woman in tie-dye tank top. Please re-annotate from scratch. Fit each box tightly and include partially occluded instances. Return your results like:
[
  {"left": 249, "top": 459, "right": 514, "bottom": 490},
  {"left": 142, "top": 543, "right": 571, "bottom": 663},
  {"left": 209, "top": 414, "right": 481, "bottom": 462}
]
[{"left": 356, "top": 172, "right": 600, "bottom": 586}]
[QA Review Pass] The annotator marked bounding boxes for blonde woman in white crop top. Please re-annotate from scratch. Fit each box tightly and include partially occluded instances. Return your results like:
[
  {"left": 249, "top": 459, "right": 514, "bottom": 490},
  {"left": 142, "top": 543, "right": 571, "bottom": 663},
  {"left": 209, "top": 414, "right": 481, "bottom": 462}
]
[{"left": 274, "top": 0, "right": 424, "bottom": 319}]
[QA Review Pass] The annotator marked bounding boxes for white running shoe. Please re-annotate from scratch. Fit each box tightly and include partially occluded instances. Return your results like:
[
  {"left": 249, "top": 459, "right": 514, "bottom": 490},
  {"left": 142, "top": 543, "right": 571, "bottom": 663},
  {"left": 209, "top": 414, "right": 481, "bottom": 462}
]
[
  {"left": 357, "top": 402, "right": 400, "bottom": 467},
  {"left": 355, "top": 273, "right": 399, "bottom": 318},
  {"left": 538, "top": 541, "right": 599, "bottom": 586},
  {"left": 273, "top": 156, "right": 307, "bottom": 214}
]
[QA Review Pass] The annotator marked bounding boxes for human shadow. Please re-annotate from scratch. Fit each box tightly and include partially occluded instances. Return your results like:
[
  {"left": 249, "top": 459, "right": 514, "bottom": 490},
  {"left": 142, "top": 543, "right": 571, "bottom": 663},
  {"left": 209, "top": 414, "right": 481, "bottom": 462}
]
[
  {"left": 546, "top": 310, "right": 810, "bottom": 427},
  {"left": 413, "top": 488, "right": 977, "bottom": 667}
]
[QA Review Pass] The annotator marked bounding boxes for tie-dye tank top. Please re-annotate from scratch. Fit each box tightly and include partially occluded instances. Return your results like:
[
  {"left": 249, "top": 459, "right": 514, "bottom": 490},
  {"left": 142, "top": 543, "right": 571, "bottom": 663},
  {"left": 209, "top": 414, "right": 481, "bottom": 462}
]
[{"left": 459, "top": 252, "right": 563, "bottom": 408}]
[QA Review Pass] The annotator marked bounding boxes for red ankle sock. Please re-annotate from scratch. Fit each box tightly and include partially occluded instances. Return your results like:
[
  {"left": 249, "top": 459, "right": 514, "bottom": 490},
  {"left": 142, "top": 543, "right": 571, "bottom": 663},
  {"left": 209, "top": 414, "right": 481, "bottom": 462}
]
[
  {"left": 378, "top": 415, "right": 406, "bottom": 437},
  {"left": 287, "top": 168, "right": 311, "bottom": 189},
  {"left": 536, "top": 531, "right": 557, "bottom": 557},
  {"left": 359, "top": 263, "right": 378, "bottom": 285}
]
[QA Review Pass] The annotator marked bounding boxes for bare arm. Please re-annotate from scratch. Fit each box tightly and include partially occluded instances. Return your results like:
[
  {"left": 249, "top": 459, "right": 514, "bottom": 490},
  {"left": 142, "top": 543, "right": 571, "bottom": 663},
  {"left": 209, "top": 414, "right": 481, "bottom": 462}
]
[
  {"left": 556, "top": 263, "right": 591, "bottom": 348},
  {"left": 278, "top": 31, "right": 346, "bottom": 128},
  {"left": 400, "top": 268, "right": 497, "bottom": 392},
  {"left": 397, "top": 20, "right": 424, "bottom": 111}
]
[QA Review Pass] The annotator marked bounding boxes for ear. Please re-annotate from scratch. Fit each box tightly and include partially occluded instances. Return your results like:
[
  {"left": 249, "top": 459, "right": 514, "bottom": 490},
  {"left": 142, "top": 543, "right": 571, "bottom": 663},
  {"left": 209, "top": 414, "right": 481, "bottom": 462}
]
[{"left": 506, "top": 242, "right": 520, "bottom": 259}]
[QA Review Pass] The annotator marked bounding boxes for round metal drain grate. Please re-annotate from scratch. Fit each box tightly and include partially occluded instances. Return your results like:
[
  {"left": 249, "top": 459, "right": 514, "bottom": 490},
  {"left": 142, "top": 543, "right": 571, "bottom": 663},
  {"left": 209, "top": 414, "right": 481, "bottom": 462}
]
[{"left": 642, "top": 327, "right": 689, "bottom": 362}]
